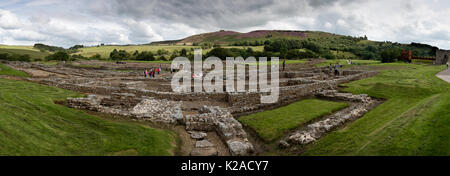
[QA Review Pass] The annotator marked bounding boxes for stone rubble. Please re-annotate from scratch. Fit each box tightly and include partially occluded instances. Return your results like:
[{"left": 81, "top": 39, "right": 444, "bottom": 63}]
[
  {"left": 131, "top": 98, "right": 183, "bottom": 124},
  {"left": 185, "top": 106, "right": 255, "bottom": 156},
  {"left": 195, "top": 140, "right": 215, "bottom": 148},
  {"left": 188, "top": 131, "right": 207, "bottom": 140},
  {"left": 67, "top": 95, "right": 183, "bottom": 124}
]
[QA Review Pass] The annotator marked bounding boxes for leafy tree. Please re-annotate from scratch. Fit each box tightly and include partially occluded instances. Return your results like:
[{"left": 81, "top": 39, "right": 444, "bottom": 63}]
[
  {"left": 320, "top": 50, "right": 336, "bottom": 60},
  {"left": 206, "top": 48, "right": 235, "bottom": 60},
  {"left": 109, "top": 49, "right": 130, "bottom": 60},
  {"left": 69, "top": 45, "right": 84, "bottom": 50},
  {"left": 34, "top": 43, "right": 65, "bottom": 52},
  {"left": 0, "top": 53, "right": 9, "bottom": 60},
  {"left": 380, "top": 48, "right": 401, "bottom": 63},
  {"left": 157, "top": 49, "right": 169, "bottom": 56},
  {"left": 286, "top": 50, "right": 300, "bottom": 59},
  {"left": 180, "top": 48, "right": 187, "bottom": 56},
  {"left": 136, "top": 51, "right": 155, "bottom": 61},
  {"left": 0, "top": 53, "right": 31, "bottom": 62}
]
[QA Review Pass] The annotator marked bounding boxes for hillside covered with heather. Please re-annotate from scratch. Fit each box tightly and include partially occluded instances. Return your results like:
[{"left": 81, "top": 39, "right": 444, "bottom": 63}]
[{"left": 149, "top": 30, "right": 438, "bottom": 62}]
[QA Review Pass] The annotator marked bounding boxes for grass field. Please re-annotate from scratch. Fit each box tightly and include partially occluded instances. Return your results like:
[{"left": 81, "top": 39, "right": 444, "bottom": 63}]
[
  {"left": 73, "top": 45, "right": 265, "bottom": 58},
  {"left": 74, "top": 45, "right": 197, "bottom": 58},
  {"left": 239, "top": 99, "right": 349, "bottom": 142},
  {"left": 0, "top": 69, "right": 176, "bottom": 155},
  {"left": 303, "top": 63, "right": 450, "bottom": 155},
  {"left": 315, "top": 59, "right": 380, "bottom": 67},
  {"left": 0, "top": 47, "right": 50, "bottom": 60}
]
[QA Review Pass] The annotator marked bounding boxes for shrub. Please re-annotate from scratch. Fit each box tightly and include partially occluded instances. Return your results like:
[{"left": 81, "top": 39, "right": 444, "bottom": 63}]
[
  {"left": 205, "top": 48, "right": 234, "bottom": 60},
  {"left": 33, "top": 43, "right": 65, "bottom": 52},
  {"left": 0, "top": 53, "right": 31, "bottom": 62},
  {"left": 89, "top": 54, "right": 102, "bottom": 60},
  {"left": 110, "top": 49, "right": 130, "bottom": 60},
  {"left": 45, "top": 51, "right": 70, "bottom": 61},
  {"left": 381, "top": 48, "right": 401, "bottom": 63}
]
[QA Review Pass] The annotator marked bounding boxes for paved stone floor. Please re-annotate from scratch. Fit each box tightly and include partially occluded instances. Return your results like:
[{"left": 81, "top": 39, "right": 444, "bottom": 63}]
[{"left": 436, "top": 68, "right": 450, "bottom": 83}]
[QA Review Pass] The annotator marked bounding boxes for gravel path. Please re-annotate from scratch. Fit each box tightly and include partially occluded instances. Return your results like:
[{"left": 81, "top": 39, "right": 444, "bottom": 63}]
[{"left": 436, "top": 68, "right": 450, "bottom": 83}]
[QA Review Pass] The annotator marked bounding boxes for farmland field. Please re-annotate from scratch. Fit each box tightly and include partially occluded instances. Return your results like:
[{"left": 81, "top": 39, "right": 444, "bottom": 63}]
[
  {"left": 73, "top": 45, "right": 265, "bottom": 58},
  {"left": 0, "top": 45, "right": 51, "bottom": 60}
]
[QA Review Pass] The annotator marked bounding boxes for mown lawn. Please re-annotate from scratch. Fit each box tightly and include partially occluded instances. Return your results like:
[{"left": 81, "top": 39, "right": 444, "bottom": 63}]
[
  {"left": 303, "top": 63, "right": 450, "bottom": 156},
  {"left": 0, "top": 70, "right": 176, "bottom": 155},
  {"left": 239, "top": 99, "right": 349, "bottom": 142}
]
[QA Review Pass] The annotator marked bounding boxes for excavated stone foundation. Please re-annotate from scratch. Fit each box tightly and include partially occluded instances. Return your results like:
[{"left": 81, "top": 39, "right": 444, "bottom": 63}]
[{"left": 4, "top": 60, "right": 379, "bottom": 155}]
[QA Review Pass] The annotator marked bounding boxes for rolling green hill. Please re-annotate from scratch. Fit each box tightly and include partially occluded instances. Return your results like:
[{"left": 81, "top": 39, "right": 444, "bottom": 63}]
[
  {"left": 152, "top": 30, "right": 438, "bottom": 60},
  {"left": 0, "top": 45, "right": 51, "bottom": 60}
]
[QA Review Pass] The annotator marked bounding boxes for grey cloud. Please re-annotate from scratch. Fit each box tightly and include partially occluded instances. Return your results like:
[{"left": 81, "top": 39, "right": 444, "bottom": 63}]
[
  {"left": 95, "top": 0, "right": 332, "bottom": 30},
  {"left": 0, "top": 0, "right": 449, "bottom": 49}
]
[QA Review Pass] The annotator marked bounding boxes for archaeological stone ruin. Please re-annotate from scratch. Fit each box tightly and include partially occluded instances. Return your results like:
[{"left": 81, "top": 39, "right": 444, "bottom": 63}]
[{"left": 2, "top": 59, "right": 380, "bottom": 155}]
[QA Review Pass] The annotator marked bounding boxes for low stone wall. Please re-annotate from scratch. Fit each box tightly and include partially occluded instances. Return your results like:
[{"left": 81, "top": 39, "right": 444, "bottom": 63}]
[
  {"left": 226, "top": 70, "right": 378, "bottom": 115},
  {"left": 67, "top": 95, "right": 183, "bottom": 124},
  {"left": 202, "top": 106, "right": 255, "bottom": 156},
  {"left": 33, "top": 78, "right": 229, "bottom": 102},
  {"left": 182, "top": 106, "right": 255, "bottom": 156},
  {"left": 67, "top": 94, "right": 254, "bottom": 156},
  {"left": 281, "top": 90, "right": 378, "bottom": 146}
]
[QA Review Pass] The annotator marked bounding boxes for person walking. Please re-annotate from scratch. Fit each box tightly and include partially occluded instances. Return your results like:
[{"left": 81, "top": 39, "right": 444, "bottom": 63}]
[
  {"left": 334, "top": 62, "right": 339, "bottom": 76},
  {"left": 447, "top": 62, "right": 449, "bottom": 70},
  {"left": 144, "top": 70, "right": 148, "bottom": 78},
  {"left": 282, "top": 59, "right": 286, "bottom": 71}
]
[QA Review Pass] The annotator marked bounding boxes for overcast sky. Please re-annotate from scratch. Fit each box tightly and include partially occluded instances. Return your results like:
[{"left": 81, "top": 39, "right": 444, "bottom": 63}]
[{"left": 0, "top": 0, "right": 449, "bottom": 49}]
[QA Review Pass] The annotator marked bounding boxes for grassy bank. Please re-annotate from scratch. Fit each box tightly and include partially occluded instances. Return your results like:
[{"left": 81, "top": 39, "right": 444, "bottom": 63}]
[
  {"left": 304, "top": 63, "right": 450, "bottom": 155},
  {"left": 0, "top": 63, "right": 29, "bottom": 77},
  {"left": 239, "top": 99, "right": 349, "bottom": 142},
  {"left": 0, "top": 72, "right": 176, "bottom": 155}
]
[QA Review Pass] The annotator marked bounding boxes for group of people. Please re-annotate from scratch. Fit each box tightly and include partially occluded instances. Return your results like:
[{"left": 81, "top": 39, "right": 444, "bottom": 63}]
[
  {"left": 329, "top": 63, "right": 342, "bottom": 76},
  {"left": 144, "top": 67, "right": 161, "bottom": 78}
]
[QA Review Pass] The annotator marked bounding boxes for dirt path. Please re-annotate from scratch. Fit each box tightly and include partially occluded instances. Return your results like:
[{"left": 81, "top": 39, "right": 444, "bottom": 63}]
[{"left": 436, "top": 68, "right": 450, "bottom": 83}]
